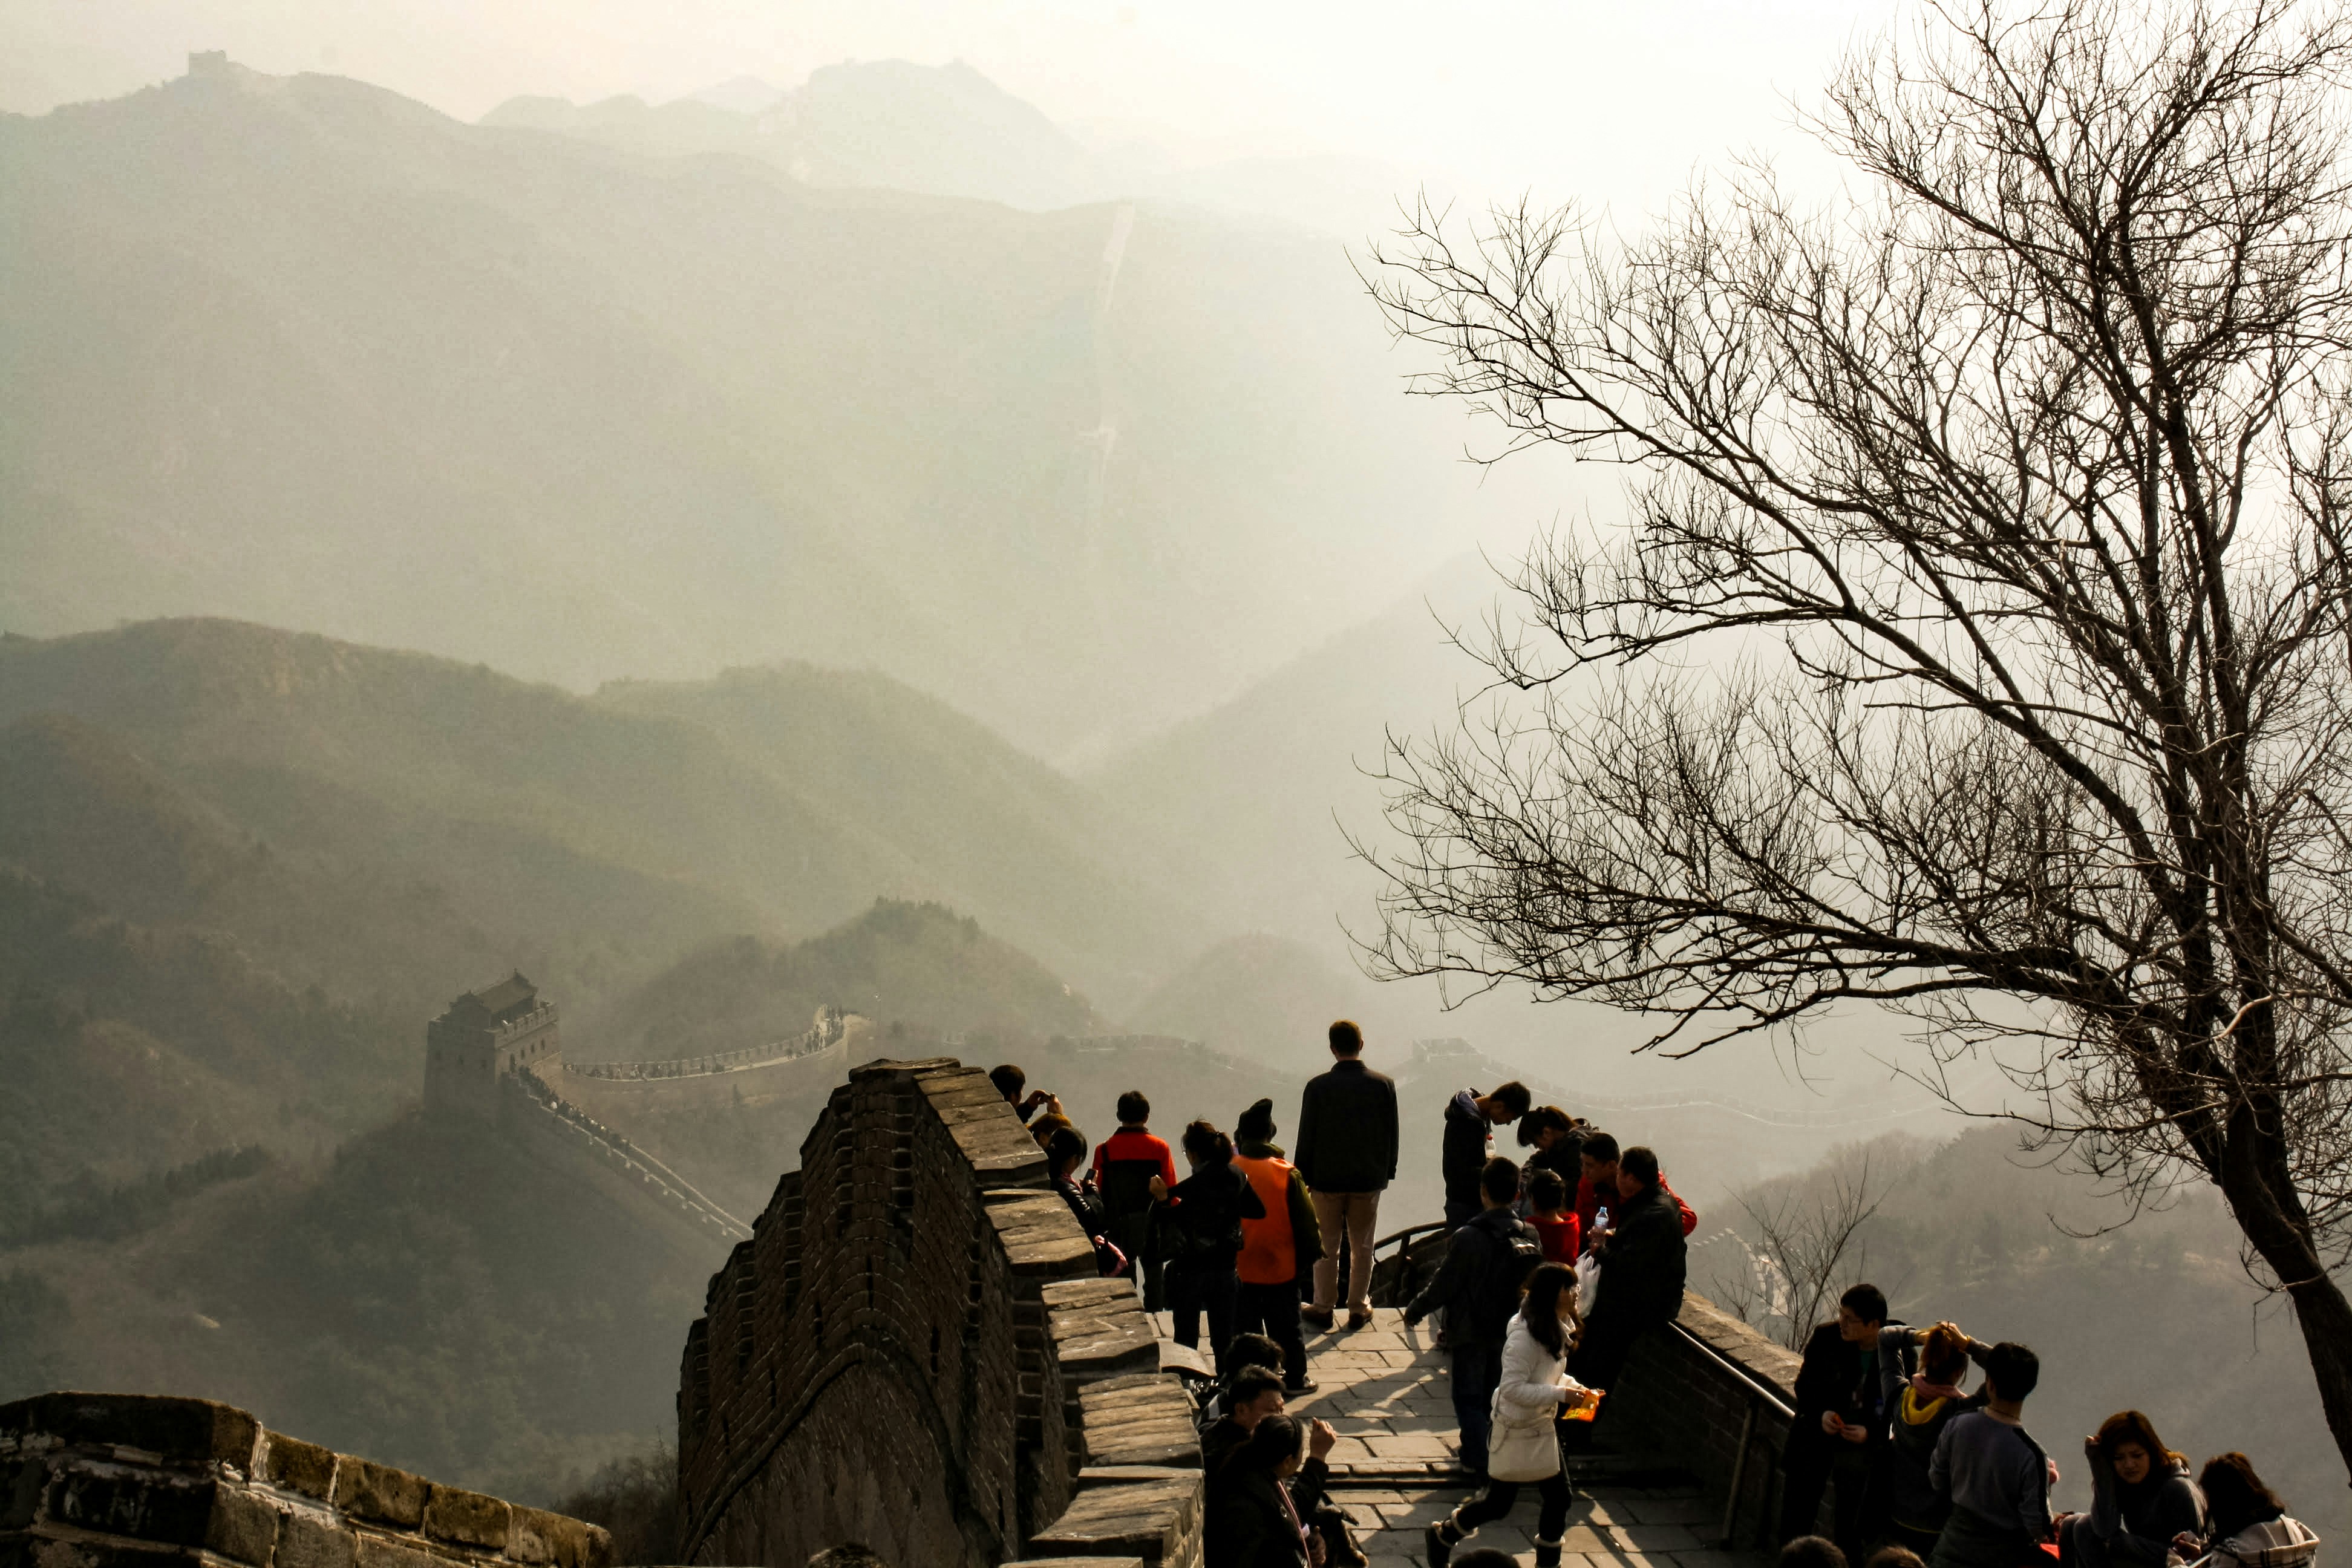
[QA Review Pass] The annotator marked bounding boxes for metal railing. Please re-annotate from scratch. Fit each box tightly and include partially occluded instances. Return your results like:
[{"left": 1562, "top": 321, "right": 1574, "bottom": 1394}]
[{"left": 1666, "top": 1319, "right": 1794, "bottom": 1550}]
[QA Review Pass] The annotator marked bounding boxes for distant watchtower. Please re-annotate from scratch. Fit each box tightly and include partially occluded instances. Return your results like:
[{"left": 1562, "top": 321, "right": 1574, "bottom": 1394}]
[{"left": 424, "top": 972, "right": 561, "bottom": 1117}]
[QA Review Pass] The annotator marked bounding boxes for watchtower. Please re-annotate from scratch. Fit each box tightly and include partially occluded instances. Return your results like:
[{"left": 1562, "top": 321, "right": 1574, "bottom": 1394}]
[{"left": 424, "top": 971, "right": 561, "bottom": 1117}]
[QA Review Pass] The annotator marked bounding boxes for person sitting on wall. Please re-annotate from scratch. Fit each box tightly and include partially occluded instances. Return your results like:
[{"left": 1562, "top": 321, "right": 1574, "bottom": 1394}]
[
  {"left": 1572, "top": 1133, "right": 1698, "bottom": 1247},
  {"left": 1873, "top": 1321, "right": 1991, "bottom": 1560},
  {"left": 1232, "top": 1097, "right": 1325, "bottom": 1393},
  {"left": 1153, "top": 1119, "right": 1266, "bottom": 1368},
  {"left": 1204, "top": 1365, "right": 1293, "bottom": 1469},
  {"left": 1402, "top": 1156, "right": 1543, "bottom": 1482},
  {"left": 1567, "top": 1145, "right": 1688, "bottom": 1393},
  {"left": 1205, "top": 1414, "right": 1327, "bottom": 1567},
  {"left": 1927, "top": 1343, "right": 2056, "bottom": 1568},
  {"left": 1442, "top": 1081, "right": 1532, "bottom": 1228},
  {"left": 1202, "top": 1359, "right": 1364, "bottom": 1567},
  {"left": 1094, "top": 1089, "right": 1178, "bottom": 1308},
  {"left": 988, "top": 1063, "right": 1056, "bottom": 1126},
  {"left": 1198, "top": 1333, "right": 1288, "bottom": 1437},
  {"left": 1044, "top": 1127, "right": 1126, "bottom": 1278},
  {"left": 1781, "top": 1283, "right": 1907, "bottom": 1557},
  {"left": 2056, "top": 1411, "right": 2205, "bottom": 1568},
  {"left": 2176, "top": 1453, "right": 2319, "bottom": 1568}
]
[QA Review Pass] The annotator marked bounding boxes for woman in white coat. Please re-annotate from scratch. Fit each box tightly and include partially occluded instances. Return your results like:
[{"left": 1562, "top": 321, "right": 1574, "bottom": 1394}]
[{"left": 1426, "top": 1261, "right": 1596, "bottom": 1568}]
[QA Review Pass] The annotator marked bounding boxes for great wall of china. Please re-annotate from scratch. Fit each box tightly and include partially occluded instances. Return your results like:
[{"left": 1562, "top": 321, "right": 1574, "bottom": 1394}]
[{"left": 4, "top": 976, "right": 1815, "bottom": 1568}]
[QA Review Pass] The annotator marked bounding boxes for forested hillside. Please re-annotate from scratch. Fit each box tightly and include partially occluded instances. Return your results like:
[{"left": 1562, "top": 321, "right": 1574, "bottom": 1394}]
[{"left": 0, "top": 618, "right": 1201, "bottom": 999}]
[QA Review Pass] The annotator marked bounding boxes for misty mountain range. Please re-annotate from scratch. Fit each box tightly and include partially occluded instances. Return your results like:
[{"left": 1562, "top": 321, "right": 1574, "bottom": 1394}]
[
  {"left": 488, "top": 59, "right": 1446, "bottom": 239},
  {"left": 0, "top": 52, "right": 1553, "bottom": 765}
]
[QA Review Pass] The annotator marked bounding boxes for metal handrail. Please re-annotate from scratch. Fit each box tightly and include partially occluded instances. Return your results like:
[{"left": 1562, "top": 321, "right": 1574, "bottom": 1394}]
[{"left": 1667, "top": 1318, "right": 1795, "bottom": 1416}]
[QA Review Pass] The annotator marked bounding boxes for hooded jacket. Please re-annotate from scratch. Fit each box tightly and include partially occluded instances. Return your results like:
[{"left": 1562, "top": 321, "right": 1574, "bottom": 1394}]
[{"left": 1442, "top": 1089, "right": 1497, "bottom": 1218}]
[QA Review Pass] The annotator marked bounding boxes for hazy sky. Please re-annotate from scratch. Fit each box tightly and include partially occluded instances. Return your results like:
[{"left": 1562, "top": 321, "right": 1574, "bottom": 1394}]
[{"left": 9, "top": 0, "right": 1898, "bottom": 215}]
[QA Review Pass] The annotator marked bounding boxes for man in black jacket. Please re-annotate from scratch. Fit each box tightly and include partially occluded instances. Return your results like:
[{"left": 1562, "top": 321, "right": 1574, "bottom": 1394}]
[
  {"left": 1295, "top": 1019, "right": 1400, "bottom": 1331},
  {"left": 1780, "top": 1282, "right": 1904, "bottom": 1555},
  {"left": 1402, "top": 1157, "right": 1541, "bottom": 1481},
  {"left": 1569, "top": 1145, "right": 1687, "bottom": 1391},
  {"left": 1442, "top": 1080, "right": 1532, "bottom": 1227}
]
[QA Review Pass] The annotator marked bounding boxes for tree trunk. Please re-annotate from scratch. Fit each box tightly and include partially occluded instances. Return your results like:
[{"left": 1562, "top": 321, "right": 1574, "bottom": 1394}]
[{"left": 2216, "top": 1160, "right": 2352, "bottom": 1487}]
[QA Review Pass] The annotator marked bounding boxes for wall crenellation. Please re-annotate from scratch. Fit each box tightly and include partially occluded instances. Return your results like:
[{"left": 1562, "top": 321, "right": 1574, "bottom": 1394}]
[
  {"left": 674, "top": 1057, "right": 1203, "bottom": 1568},
  {"left": 0, "top": 1393, "right": 609, "bottom": 1568}
]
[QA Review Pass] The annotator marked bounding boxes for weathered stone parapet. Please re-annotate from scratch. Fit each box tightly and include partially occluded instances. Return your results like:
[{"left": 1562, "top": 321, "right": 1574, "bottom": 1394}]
[
  {"left": 675, "top": 1059, "right": 1206, "bottom": 1568},
  {"left": 0, "top": 1393, "right": 608, "bottom": 1568},
  {"left": 1606, "top": 1293, "right": 1803, "bottom": 1550}
]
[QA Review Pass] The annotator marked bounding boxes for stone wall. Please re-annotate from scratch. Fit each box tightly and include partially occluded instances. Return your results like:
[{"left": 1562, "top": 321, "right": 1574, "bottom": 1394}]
[
  {"left": 547, "top": 1019, "right": 869, "bottom": 1123},
  {"left": 1609, "top": 1295, "right": 1802, "bottom": 1551},
  {"left": 674, "top": 1057, "right": 1203, "bottom": 1568},
  {"left": 0, "top": 1392, "right": 608, "bottom": 1568}
]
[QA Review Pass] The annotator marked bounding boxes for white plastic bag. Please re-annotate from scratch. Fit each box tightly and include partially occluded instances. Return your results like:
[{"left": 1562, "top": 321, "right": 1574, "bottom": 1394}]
[{"left": 1574, "top": 1252, "right": 1602, "bottom": 1320}]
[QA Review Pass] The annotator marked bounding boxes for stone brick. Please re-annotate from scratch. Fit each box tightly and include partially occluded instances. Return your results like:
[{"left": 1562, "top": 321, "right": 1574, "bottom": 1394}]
[
  {"left": 421, "top": 1488, "right": 508, "bottom": 1551},
  {"left": 0, "top": 1396, "right": 260, "bottom": 1469},
  {"left": 504, "top": 1508, "right": 604, "bottom": 1568},
  {"left": 11, "top": 1537, "right": 194, "bottom": 1568},
  {"left": 329, "top": 1463, "right": 426, "bottom": 1531},
  {"left": 44, "top": 1463, "right": 214, "bottom": 1547},
  {"left": 3, "top": 1460, "right": 45, "bottom": 1531},
  {"left": 272, "top": 1513, "right": 354, "bottom": 1568},
  {"left": 258, "top": 1438, "right": 336, "bottom": 1503},
  {"left": 203, "top": 1488, "right": 283, "bottom": 1565},
  {"left": 351, "top": 1534, "right": 442, "bottom": 1568}
]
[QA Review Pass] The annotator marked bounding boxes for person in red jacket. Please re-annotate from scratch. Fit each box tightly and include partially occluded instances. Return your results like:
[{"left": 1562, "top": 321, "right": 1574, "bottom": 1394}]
[
  {"left": 1573, "top": 1132, "right": 1697, "bottom": 1248},
  {"left": 1094, "top": 1089, "right": 1179, "bottom": 1307},
  {"left": 1525, "top": 1166, "right": 1582, "bottom": 1264},
  {"left": 1232, "top": 1097, "right": 1326, "bottom": 1391}
]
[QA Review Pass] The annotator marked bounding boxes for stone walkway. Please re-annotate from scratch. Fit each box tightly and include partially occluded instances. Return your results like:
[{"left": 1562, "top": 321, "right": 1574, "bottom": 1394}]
[{"left": 1158, "top": 1305, "right": 1765, "bottom": 1568}]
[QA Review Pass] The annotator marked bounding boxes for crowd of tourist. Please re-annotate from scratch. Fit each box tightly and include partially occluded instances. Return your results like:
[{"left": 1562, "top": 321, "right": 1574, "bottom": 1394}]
[
  {"left": 1774, "top": 1285, "right": 2321, "bottom": 1568},
  {"left": 987, "top": 1030, "right": 2323, "bottom": 1568}
]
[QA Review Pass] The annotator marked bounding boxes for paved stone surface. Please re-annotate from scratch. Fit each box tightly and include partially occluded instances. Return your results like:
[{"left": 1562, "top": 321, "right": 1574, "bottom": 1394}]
[{"left": 1149, "top": 1305, "right": 1774, "bottom": 1568}]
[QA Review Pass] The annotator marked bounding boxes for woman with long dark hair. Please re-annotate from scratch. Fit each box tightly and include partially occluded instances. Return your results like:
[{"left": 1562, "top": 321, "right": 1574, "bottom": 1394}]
[
  {"left": 2182, "top": 1454, "right": 2318, "bottom": 1568},
  {"left": 2057, "top": 1411, "right": 2203, "bottom": 1568},
  {"left": 1152, "top": 1119, "right": 1266, "bottom": 1366},
  {"left": 1426, "top": 1261, "right": 1595, "bottom": 1568},
  {"left": 1205, "top": 1413, "right": 1317, "bottom": 1567}
]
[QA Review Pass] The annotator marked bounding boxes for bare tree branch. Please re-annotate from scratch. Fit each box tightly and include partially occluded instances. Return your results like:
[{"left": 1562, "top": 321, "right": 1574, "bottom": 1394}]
[{"left": 1361, "top": 0, "right": 2352, "bottom": 1482}]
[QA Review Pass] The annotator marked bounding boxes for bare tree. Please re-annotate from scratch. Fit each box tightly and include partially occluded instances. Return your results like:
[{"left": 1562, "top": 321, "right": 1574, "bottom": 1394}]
[
  {"left": 1701, "top": 1232, "right": 1780, "bottom": 1330},
  {"left": 1739, "top": 1153, "right": 1889, "bottom": 1351},
  {"left": 1364, "top": 0, "right": 2352, "bottom": 1478}
]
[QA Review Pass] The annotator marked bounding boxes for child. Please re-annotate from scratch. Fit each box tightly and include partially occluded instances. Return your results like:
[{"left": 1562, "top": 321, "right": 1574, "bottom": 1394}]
[{"left": 1526, "top": 1166, "right": 1581, "bottom": 1263}]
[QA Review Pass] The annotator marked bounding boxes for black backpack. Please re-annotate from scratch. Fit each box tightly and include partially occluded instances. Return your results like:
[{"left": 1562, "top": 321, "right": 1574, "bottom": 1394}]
[{"left": 1467, "top": 1218, "right": 1545, "bottom": 1338}]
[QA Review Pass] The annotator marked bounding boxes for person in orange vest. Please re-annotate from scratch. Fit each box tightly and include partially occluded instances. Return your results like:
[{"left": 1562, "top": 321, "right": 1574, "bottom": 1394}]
[{"left": 1232, "top": 1097, "right": 1327, "bottom": 1392}]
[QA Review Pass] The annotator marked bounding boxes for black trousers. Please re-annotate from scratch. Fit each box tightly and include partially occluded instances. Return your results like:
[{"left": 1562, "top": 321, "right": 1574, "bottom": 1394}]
[
  {"left": 1233, "top": 1278, "right": 1308, "bottom": 1385},
  {"left": 1167, "top": 1259, "right": 1237, "bottom": 1364},
  {"left": 1780, "top": 1429, "right": 1872, "bottom": 1554},
  {"left": 1454, "top": 1471, "right": 1575, "bottom": 1544}
]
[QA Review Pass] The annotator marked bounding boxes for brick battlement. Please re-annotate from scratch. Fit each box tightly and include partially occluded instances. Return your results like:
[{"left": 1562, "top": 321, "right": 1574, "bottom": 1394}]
[
  {"left": 0, "top": 1392, "right": 609, "bottom": 1568},
  {"left": 675, "top": 1058, "right": 1202, "bottom": 1568}
]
